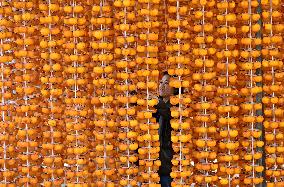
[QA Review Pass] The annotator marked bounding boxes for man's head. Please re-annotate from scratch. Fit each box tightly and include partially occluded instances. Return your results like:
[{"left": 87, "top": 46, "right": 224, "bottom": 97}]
[
  {"left": 159, "top": 72, "right": 174, "bottom": 98},
  {"left": 159, "top": 71, "right": 184, "bottom": 98}
]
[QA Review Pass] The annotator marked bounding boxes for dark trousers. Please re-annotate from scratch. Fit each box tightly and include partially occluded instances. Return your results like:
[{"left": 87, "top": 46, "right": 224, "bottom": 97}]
[{"left": 160, "top": 175, "right": 172, "bottom": 187}]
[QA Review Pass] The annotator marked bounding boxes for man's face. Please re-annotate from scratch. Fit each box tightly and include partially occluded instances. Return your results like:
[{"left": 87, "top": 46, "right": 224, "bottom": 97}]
[{"left": 159, "top": 74, "right": 173, "bottom": 97}]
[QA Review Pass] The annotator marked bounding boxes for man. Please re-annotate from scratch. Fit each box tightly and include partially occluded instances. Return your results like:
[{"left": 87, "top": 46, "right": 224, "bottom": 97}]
[{"left": 153, "top": 71, "right": 181, "bottom": 187}]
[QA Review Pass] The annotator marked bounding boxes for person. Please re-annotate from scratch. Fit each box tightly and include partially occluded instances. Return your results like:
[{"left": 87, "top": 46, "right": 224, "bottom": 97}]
[{"left": 152, "top": 71, "right": 182, "bottom": 187}]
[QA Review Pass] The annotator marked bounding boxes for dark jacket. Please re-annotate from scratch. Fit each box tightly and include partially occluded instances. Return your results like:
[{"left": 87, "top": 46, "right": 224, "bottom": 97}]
[{"left": 153, "top": 96, "right": 174, "bottom": 176}]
